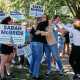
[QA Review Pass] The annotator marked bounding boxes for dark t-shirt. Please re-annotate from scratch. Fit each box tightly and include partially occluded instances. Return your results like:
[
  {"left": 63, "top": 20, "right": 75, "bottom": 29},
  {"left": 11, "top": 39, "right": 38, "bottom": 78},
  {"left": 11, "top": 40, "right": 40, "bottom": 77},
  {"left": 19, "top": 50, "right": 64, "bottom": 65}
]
[
  {"left": 30, "top": 21, "right": 48, "bottom": 43},
  {"left": 64, "top": 32, "right": 69, "bottom": 43}
]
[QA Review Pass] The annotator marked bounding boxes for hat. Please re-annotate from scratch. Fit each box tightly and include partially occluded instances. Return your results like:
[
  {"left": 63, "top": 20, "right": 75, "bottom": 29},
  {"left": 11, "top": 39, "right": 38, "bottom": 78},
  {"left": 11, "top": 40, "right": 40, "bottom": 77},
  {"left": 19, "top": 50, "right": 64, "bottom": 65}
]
[{"left": 13, "top": 19, "right": 19, "bottom": 23}]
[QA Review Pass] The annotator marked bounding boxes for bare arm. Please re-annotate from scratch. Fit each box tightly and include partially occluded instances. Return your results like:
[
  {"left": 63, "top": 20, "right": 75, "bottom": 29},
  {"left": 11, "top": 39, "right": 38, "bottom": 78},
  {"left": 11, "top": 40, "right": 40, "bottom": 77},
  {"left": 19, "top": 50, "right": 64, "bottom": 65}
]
[{"left": 4, "top": 43, "right": 14, "bottom": 47}]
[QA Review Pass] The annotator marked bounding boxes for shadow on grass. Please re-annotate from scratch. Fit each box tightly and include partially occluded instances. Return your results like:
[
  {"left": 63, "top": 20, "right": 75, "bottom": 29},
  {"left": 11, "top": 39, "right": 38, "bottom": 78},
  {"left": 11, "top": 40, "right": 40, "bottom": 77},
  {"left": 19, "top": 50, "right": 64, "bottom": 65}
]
[{"left": 0, "top": 55, "right": 69, "bottom": 80}]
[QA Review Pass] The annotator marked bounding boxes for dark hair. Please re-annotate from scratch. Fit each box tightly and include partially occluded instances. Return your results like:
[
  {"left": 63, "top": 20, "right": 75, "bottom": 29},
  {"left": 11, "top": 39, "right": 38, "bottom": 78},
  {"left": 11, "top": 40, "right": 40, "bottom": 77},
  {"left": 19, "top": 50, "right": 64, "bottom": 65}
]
[
  {"left": 1, "top": 16, "right": 11, "bottom": 24},
  {"left": 42, "top": 14, "right": 49, "bottom": 20},
  {"left": 53, "top": 15, "right": 60, "bottom": 21}
]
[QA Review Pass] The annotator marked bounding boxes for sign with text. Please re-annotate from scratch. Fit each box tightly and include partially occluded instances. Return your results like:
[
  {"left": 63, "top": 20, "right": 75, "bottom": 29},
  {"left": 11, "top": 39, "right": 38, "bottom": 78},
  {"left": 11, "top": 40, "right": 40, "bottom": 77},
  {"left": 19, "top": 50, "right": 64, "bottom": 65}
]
[
  {"left": 0, "top": 24, "right": 25, "bottom": 44},
  {"left": 69, "top": 33, "right": 74, "bottom": 44},
  {"left": 16, "top": 44, "right": 32, "bottom": 64},
  {"left": 8, "top": 11, "right": 25, "bottom": 20},
  {"left": 29, "top": 4, "right": 45, "bottom": 17},
  {"left": 0, "top": 10, "right": 6, "bottom": 22}
]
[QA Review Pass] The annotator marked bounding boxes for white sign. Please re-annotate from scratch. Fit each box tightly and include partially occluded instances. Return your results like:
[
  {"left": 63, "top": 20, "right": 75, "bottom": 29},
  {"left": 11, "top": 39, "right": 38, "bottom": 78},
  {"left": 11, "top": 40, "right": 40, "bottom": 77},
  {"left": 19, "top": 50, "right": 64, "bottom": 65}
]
[
  {"left": 0, "top": 10, "right": 6, "bottom": 22},
  {"left": 8, "top": 11, "right": 25, "bottom": 20},
  {"left": 17, "top": 44, "right": 32, "bottom": 64},
  {"left": 29, "top": 4, "right": 45, "bottom": 17},
  {"left": 23, "top": 44, "right": 32, "bottom": 64},
  {"left": 16, "top": 44, "right": 25, "bottom": 56},
  {"left": 69, "top": 33, "right": 74, "bottom": 43},
  {"left": 0, "top": 24, "right": 25, "bottom": 44}
]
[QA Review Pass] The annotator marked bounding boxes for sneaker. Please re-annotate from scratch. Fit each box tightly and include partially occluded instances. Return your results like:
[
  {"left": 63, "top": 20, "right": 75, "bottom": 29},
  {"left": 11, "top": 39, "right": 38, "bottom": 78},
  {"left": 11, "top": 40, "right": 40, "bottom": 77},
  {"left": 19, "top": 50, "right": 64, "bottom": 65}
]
[
  {"left": 56, "top": 65, "right": 60, "bottom": 71},
  {"left": 45, "top": 71, "right": 51, "bottom": 77},
  {"left": 29, "top": 72, "right": 32, "bottom": 75},
  {"left": 33, "top": 76, "right": 42, "bottom": 80},
  {"left": 20, "top": 64, "right": 22, "bottom": 68},
  {"left": 60, "top": 70, "right": 64, "bottom": 76},
  {"left": 7, "top": 73, "right": 15, "bottom": 78},
  {"left": 73, "top": 74, "right": 78, "bottom": 79},
  {"left": 40, "top": 56, "right": 45, "bottom": 63},
  {"left": 51, "top": 62, "right": 56, "bottom": 68},
  {"left": 78, "top": 74, "right": 80, "bottom": 79},
  {"left": 1, "top": 77, "right": 7, "bottom": 80},
  {"left": 11, "top": 59, "right": 16, "bottom": 64}
]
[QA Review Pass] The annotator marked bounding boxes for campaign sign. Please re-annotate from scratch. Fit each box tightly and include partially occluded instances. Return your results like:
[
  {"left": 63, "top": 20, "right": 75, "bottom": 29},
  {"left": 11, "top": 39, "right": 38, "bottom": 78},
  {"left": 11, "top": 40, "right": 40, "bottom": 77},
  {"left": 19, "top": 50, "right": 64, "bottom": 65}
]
[
  {"left": 16, "top": 44, "right": 25, "bottom": 56},
  {"left": 16, "top": 44, "right": 32, "bottom": 64},
  {"left": 0, "top": 24, "right": 25, "bottom": 44},
  {"left": 29, "top": 4, "right": 45, "bottom": 17},
  {"left": 0, "top": 10, "right": 6, "bottom": 22},
  {"left": 8, "top": 11, "right": 25, "bottom": 20},
  {"left": 23, "top": 44, "right": 32, "bottom": 64},
  {"left": 69, "top": 33, "right": 74, "bottom": 44}
]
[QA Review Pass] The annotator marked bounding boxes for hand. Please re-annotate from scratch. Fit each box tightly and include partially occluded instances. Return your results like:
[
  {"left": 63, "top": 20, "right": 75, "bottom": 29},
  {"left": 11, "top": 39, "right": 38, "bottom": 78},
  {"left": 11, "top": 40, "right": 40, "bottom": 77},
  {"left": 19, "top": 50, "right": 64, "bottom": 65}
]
[
  {"left": 11, "top": 42, "right": 14, "bottom": 47},
  {"left": 35, "top": 30, "right": 41, "bottom": 35},
  {"left": 48, "top": 20, "right": 52, "bottom": 24},
  {"left": 27, "top": 39, "right": 31, "bottom": 44},
  {"left": 60, "top": 29, "right": 65, "bottom": 34}
]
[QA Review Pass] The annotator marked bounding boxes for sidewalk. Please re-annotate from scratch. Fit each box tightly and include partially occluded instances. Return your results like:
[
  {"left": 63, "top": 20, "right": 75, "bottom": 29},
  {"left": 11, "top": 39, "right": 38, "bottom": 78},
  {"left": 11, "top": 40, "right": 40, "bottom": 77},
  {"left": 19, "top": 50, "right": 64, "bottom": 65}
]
[{"left": 60, "top": 54, "right": 74, "bottom": 80}]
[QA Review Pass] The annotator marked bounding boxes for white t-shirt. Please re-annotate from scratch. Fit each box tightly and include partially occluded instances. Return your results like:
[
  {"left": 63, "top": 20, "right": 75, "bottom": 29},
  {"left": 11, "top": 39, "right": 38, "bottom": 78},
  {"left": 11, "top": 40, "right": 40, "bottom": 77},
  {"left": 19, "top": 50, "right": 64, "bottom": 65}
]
[{"left": 63, "top": 25, "right": 80, "bottom": 46}]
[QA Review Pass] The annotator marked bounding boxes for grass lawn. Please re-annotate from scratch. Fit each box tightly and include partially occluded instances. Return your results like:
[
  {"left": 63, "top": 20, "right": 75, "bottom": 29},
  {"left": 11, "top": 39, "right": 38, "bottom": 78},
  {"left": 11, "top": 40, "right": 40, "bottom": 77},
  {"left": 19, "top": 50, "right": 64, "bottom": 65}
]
[{"left": 0, "top": 54, "right": 69, "bottom": 80}]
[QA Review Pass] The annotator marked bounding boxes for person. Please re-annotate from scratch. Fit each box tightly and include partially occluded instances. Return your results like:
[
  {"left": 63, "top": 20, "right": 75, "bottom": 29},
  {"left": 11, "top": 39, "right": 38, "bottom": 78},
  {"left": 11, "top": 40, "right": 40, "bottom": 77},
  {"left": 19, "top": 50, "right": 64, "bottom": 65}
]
[
  {"left": 52, "top": 15, "right": 63, "bottom": 71},
  {"left": 11, "top": 19, "right": 19, "bottom": 64},
  {"left": 29, "top": 17, "right": 52, "bottom": 80},
  {"left": 19, "top": 22, "right": 30, "bottom": 68},
  {"left": 62, "top": 21, "right": 80, "bottom": 79},
  {"left": 0, "top": 16, "right": 15, "bottom": 80},
  {"left": 27, "top": 21, "right": 34, "bottom": 31},
  {"left": 36, "top": 14, "right": 64, "bottom": 77}
]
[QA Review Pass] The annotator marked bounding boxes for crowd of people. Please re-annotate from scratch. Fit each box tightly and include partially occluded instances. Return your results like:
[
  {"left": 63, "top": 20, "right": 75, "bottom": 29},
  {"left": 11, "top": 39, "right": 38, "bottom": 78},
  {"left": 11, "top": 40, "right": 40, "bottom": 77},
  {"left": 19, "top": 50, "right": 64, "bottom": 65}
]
[{"left": 0, "top": 14, "right": 80, "bottom": 80}]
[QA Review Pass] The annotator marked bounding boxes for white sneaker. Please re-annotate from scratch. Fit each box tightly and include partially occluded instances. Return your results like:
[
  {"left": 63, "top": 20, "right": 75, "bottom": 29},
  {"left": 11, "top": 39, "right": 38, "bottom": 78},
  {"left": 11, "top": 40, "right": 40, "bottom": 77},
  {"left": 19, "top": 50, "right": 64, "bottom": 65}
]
[
  {"left": 20, "top": 64, "right": 22, "bottom": 68},
  {"left": 51, "top": 62, "right": 56, "bottom": 68},
  {"left": 41, "top": 56, "right": 45, "bottom": 63},
  {"left": 11, "top": 59, "right": 16, "bottom": 64},
  {"left": 56, "top": 65, "right": 60, "bottom": 71}
]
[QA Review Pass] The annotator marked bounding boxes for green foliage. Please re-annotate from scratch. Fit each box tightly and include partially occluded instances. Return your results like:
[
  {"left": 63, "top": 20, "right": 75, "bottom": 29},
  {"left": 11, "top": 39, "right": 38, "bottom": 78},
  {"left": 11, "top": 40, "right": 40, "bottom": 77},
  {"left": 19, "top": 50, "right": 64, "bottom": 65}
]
[{"left": 0, "top": 0, "right": 80, "bottom": 23}]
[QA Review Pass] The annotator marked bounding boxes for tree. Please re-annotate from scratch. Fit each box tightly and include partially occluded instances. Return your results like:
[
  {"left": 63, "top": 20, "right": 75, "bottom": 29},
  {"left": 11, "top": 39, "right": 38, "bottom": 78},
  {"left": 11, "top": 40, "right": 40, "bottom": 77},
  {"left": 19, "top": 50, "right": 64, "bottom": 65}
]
[
  {"left": 0, "top": 0, "right": 11, "bottom": 16},
  {"left": 1, "top": 0, "right": 79, "bottom": 23}
]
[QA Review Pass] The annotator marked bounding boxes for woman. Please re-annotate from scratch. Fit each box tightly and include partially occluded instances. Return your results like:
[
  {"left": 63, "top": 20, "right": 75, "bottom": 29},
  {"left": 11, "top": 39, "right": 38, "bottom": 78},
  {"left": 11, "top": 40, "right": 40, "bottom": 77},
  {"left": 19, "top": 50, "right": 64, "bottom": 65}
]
[
  {"left": 36, "top": 14, "right": 64, "bottom": 77},
  {"left": 19, "top": 22, "right": 30, "bottom": 68},
  {"left": 29, "top": 17, "right": 52, "bottom": 80},
  {"left": 62, "top": 21, "right": 80, "bottom": 79},
  {"left": 0, "top": 16, "right": 14, "bottom": 80},
  {"left": 11, "top": 19, "right": 19, "bottom": 64},
  {"left": 27, "top": 21, "right": 34, "bottom": 31}
]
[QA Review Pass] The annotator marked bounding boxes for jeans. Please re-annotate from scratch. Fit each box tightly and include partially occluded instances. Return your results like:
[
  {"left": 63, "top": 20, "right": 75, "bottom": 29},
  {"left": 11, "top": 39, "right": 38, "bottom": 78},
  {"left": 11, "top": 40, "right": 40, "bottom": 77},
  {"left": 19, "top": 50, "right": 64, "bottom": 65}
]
[
  {"left": 29, "top": 42, "right": 43, "bottom": 76},
  {"left": 20, "top": 55, "right": 24, "bottom": 65},
  {"left": 44, "top": 44, "right": 51, "bottom": 71},
  {"left": 49, "top": 44, "right": 63, "bottom": 69},
  {"left": 20, "top": 55, "right": 29, "bottom": 66}
]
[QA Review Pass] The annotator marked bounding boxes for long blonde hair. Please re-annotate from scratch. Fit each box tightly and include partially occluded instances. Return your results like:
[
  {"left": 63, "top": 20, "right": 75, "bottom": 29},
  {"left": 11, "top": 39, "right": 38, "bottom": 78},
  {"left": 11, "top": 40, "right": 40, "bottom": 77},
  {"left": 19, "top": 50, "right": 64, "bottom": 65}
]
[{"left": 35, "top": 17, "right": 41, "bottom": 29}]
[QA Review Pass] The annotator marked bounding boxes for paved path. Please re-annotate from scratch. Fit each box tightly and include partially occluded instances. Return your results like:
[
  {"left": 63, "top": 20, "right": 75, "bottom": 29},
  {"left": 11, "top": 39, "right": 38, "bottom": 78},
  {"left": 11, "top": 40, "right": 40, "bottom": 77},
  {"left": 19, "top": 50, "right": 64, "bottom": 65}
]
[{"left": 60, "top": 54, "right": 74, "bottom": 80}]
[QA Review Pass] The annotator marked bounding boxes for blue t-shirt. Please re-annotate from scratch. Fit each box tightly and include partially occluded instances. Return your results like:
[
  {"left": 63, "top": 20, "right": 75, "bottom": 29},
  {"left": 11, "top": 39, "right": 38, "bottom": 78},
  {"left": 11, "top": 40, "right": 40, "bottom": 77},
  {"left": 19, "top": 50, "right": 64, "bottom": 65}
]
[
  {"left": 25, "top": 30, "right": 30, "bottom": 41},
  {"left": 52, "top": 23, "right": 58, "bottom": 42}
]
